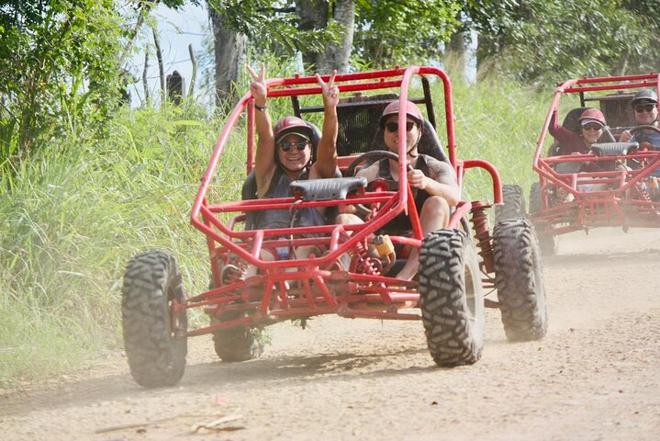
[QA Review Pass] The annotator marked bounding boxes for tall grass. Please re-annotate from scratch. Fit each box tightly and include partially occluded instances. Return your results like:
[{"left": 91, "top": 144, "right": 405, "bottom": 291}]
[{"left": 0, "top": 62, "right": 552, "bottom": 387}]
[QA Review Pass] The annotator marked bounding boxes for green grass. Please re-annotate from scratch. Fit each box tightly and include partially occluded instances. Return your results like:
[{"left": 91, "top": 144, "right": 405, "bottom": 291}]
[{"left": 0, "top": 62, "right": 552, "bottom": 387}]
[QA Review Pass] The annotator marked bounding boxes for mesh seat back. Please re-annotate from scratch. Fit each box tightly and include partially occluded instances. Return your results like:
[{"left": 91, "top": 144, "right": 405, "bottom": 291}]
[{"left": 336, "top": 94, "right": 398, "bottom": 157}]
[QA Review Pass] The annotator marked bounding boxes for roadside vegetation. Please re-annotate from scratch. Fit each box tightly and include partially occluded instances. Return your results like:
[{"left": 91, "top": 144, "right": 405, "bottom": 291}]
[
  {"left": 2, "top": 0, "right": 656, "bottom": 387},
  {"left": 0, "top": 62, "right": 548, "bottom": 386}
]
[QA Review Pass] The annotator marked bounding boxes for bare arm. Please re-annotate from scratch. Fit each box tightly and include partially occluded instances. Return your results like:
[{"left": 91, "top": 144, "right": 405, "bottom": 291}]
[
  {"left": 247, "top": 64, "right": 276, "bottom": 194},
  {"left": 310, "top": 71, "right": 339, "bottom": 179},
  {"left": 409, "top": 159, "right": 460, "bottom": 207}
]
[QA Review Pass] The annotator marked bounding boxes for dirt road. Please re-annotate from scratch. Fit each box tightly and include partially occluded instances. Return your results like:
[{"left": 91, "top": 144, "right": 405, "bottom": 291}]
[{"left": 1, "top": 228, "right": 659, "bottom": 441}]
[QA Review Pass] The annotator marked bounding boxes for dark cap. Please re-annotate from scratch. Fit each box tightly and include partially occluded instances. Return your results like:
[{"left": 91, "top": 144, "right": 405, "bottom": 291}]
[{"left": 631, "top": 89, "right": 658, "bottom": 107}]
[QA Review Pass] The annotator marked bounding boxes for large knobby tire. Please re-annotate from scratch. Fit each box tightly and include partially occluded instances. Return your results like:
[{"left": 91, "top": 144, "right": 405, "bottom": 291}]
[
  {"left": 209, "top": 275, "right": 263, "bottom": 362},
  {"left": 212, "top": 311, "right": 264, "bottom": 362},
  {"left": 529, "top": 183, "right": 557, "bottom": 256},
  {"left": 495, "top": 184, "right": 526, "bottom": 222},
  {"left": 419, "top": 229, "right": 485, "bottom": 367},
  {"left": 493, "top": 220, "right": 548, "bottom": 341},
  {"left": 122, "top": 250, "right": 188, "bottom": 388}
]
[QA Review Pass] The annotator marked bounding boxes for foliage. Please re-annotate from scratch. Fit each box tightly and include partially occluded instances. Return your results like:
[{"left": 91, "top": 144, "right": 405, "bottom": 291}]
[
  {"left": 0, "top": 0, "right": 124, "bottom": 172},
  {"left": 353, "top": 0, "right": 462, "bottom": 67},
  {"left": 0, "top": 98, "right": 238, "bottom": 385},
  {"left": 207, "top": 0, "right": 337, "bottom": 56},
  {"left": 207, "top": 0, "right": 464, "bottom": 69},
  {"left": 0, "top": 58, "right": 549, "bottom": 385},
  {"left": 460, "top": 0, "right": 660, "bottom": 82}
]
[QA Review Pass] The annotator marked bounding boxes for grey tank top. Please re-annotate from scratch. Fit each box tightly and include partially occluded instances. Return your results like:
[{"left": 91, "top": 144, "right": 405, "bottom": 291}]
[{"left": 251, "top": 167, "right": 326, "bottom": 230}]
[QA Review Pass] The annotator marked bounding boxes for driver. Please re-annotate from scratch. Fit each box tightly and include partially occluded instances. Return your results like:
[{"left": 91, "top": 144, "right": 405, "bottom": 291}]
[
  {"left": 619, "top": 89, "right": 660, "bottom": 179},
  {"left": 339, "top": 100, "right": 459, "bottom": 281},
  {"left": 620, "top": 89, "right": 659, "bottom": 147}
]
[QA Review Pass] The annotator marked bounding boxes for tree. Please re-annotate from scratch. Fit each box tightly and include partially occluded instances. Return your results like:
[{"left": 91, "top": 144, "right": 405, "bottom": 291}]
[
  {"left": 353, "top": 0, "right": 462, "bottom": 67},
  {"left": 205, "top": 0, "right": 463, "bottom": 99},
  {"left": 459, "top": 0, "right": 660, "bottom": 81},
  {"left": 209, "top": 5, "right": 247, "bottom": 103},
  {"left": 0, "top": 0, "right": 124, "bottom": 166}
]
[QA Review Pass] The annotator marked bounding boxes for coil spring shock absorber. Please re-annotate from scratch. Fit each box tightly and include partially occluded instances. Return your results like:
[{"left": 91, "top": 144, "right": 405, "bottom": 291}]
[
  {"left": 349, "top": 240, "right": 382, "bottom": 275},
  {"left": 471, "top": 202, "right": 495, "bottom": 274}
]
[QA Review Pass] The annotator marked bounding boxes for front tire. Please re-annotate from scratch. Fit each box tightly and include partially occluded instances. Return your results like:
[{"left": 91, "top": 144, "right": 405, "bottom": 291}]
[
  {"left": 493, "top": 220, "right": 548, "bottom": 341},
  {"left": 419, "top": 230, "right": 485, "bottom": 367},
  {"left": 495, "top": 184, "right": 525, "bottom": 222},
  {"left": 122, "top": 251, "right": 188, "bottom": 388}
]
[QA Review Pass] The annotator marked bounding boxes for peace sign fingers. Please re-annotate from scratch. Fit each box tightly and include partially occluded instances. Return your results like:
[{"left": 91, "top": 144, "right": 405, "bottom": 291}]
[
  {"left": 317, "top": 70, "right": 339, "bottom": 107},
  {"left": 246, "top": 63, "right": 267, "bottom": 103}
]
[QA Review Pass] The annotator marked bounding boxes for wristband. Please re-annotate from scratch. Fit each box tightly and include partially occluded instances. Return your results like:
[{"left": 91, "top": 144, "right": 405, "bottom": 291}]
[{"left": 255, "top": 103, "right": 267, "bottom": 112}]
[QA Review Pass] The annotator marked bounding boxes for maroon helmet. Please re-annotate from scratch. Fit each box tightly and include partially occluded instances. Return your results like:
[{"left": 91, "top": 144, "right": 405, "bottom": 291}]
[
  {"left": 273, "top": 116, "right": 314, "bottom": 144},
  {"left": 379, "top": 100, "right": 424, "bottom": 127},
  {"left": 578, "top": 108, "right": 606, "bottom": 127}
]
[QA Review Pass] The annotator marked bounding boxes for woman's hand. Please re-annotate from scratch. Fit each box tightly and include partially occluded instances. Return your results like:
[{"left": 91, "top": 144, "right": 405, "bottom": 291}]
[
  {"left": 316, "top": 70, "right": 339, "bottom": 108},
  {"left": 246, "top": 63, "right": 267, "bottom": 106},
  {"left": 408, "top": 169, "right": 428, "bottom": 190}
]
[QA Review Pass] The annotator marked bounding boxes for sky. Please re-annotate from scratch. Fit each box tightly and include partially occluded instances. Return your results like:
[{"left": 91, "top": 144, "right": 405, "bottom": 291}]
[
  {"left": 128, "top": 2, "right": 211, "bottom": 106},
  {"left": 125, "top": 3, "right": 478, "bottom": 107}
]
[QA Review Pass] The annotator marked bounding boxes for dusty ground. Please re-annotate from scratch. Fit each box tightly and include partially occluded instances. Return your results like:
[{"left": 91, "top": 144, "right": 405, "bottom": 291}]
[{"left": 1, "top": 228, "right": 659, "bottom": 441}]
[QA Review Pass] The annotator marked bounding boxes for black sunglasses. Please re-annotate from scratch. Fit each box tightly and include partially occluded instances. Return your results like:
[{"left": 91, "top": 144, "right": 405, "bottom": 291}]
[
  {"left": 634, "top": 104, "right": 655, "bottom": 113},
  {"left": 385, "top": 121, "right": 416, "bottom": 133},
  {"left": 278, "top": 140, "right": 309, "bottom": 152},
  {"left": 582, "top": 123, "right": 603, "bottom": 131}
]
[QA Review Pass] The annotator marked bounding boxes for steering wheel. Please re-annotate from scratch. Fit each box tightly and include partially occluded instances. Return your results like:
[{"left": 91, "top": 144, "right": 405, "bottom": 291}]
[
  {"left": 346, "top": 150, "right": 403, "bottom": 178},
  {"left": 345, "top": 150, "right": 412, "bottom": 219},
  {"left": 630, "top": 125, "right": 660, "bottom": 138},
  {"left": 603, "top": 126, "right": 617, "bottom": 142},
  {"left": 625, "top": 125, "right": 660, "bottom": 168}
]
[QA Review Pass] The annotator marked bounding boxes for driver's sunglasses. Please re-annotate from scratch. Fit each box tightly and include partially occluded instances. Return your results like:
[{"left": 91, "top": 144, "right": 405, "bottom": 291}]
[
  {"left": 278, "top": 140, "right": 309, "bottom": 152},
  {"left": 582, "top": 123, "right": 603, "bottom": 131},
  {"left": 385, "top": 121, "right": 416, "bottom": 133},
  {"left": 634, "top": 104, "right": 655, "bottom": 113}
]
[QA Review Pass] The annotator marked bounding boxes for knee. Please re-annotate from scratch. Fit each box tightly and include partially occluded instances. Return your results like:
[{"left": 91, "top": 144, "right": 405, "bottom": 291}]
[
  {"left": 421, "top": 196, "right": 449, "bottom": 218},
  {"left": 336, "top": 213, "right": 363, "bottom": 225}
]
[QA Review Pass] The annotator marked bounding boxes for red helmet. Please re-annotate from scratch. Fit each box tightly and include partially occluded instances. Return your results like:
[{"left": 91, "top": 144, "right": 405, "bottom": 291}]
[
  {"left": 379, "top": 100, "right": 424, "bottom": 127},
  {"left": 578, "top": 108, "right": 606, "bottom": 126},
  {"left": 273, "top": 116, "right": 313, "bottom": 143}
]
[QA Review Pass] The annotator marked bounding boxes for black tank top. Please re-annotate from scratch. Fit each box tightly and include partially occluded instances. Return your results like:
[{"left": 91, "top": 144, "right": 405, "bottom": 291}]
[{"left": 376, "top": 154, "right": 431, "bottom": 233}]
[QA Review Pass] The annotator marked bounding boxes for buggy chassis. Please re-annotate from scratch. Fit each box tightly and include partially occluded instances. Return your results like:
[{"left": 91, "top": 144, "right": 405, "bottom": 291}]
[
  {"left": 530, "top": 73, "right": 660, "bottom": 241},
  {"left": 121, "top": 66, "right": 548, "bottom": 387},
  {"left": 187, "top": 66, "right": 501, "bottom": 328}
]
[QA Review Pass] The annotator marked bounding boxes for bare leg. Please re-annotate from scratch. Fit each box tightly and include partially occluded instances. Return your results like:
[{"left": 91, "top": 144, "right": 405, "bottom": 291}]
[{"left": 396, "top": 196, "right": 450, "bottom": 281}]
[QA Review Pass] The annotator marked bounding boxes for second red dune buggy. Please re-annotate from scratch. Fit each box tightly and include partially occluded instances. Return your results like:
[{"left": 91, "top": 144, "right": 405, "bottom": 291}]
[
  {"left": 497, "top": 73, "right": 660, "bottom": 255},
  {"left": 121, "top": 66, "right": 548, "bottom": 388}
]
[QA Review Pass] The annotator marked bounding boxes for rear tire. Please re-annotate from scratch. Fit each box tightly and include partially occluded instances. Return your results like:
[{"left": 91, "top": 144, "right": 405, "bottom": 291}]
[
  {"left": 122, "top": 250, "right": 187, "bottom": 388},
  {"left": 495, "top": 184, "right": 525, "bottom": 222},
  {"left": 212, "top": 311, "right": 264, "bottom": 362},
  {"left": 493, "top": 220, "right": 548, "bottom": 341},
  {"left": 529, "top": 183, "right": 557, "bottom": 256},
  {"left": 419, "top": 230, "right": 485, "bottom": 367},
  {"left": 209, "top": 275, "right": 263, "bottom": 362}
]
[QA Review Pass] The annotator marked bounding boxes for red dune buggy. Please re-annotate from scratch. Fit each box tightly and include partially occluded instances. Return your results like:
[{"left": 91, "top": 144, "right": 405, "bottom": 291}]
[
  {"left": 497, "top": 74, "right": 660, "bottom": 255},
  {"left": 121, "top": 66, "right": 547, "bottom": 388}
]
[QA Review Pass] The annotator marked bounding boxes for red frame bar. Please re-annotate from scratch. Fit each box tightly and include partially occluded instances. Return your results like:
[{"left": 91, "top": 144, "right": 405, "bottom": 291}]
[{"left": 185, "top": 66, "right": 505, "bottom": 332}]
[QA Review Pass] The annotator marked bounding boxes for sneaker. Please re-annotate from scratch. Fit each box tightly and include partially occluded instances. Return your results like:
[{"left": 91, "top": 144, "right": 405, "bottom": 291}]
[{"left": 220, "top": 264, "right": 243, "bottom": 285}]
